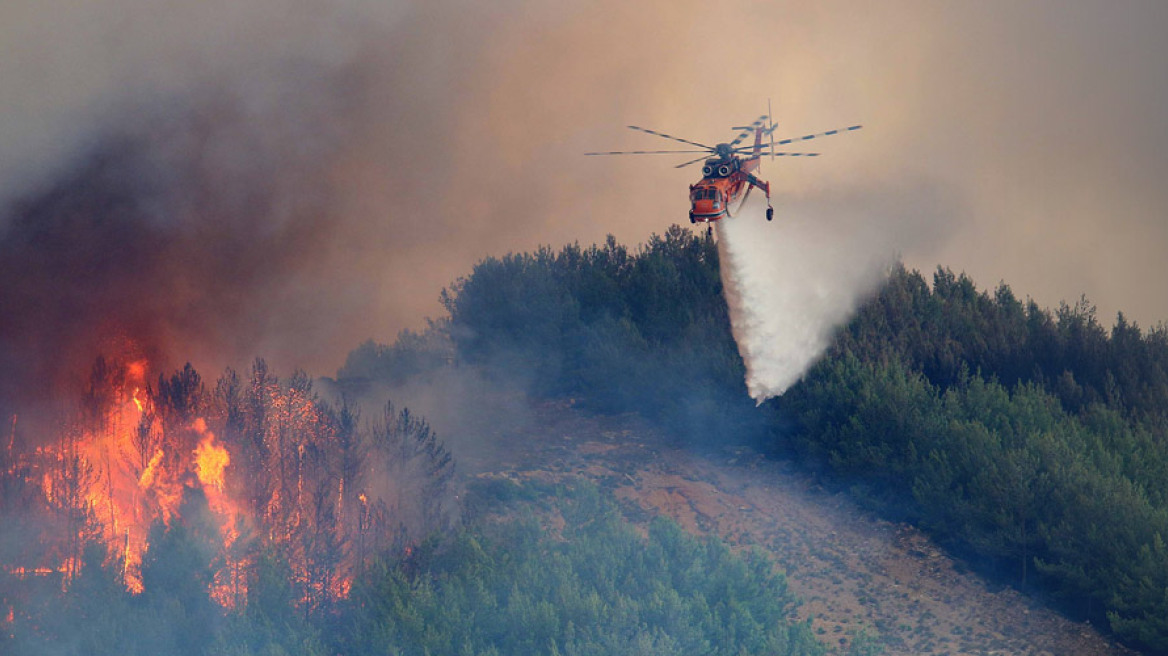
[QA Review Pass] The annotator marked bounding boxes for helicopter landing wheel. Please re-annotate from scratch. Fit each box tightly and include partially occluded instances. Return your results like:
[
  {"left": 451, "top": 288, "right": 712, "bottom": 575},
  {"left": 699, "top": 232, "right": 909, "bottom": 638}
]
[
  {"left": 707, "top": 225, "right": 713, "bottom": 238},
  {"left": 766, "top": 206, "right": 774, "bottom": 221}
]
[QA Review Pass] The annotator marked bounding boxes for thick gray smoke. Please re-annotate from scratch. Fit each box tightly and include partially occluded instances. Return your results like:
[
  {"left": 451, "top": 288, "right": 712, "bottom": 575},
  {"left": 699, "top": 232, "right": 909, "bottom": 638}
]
[
  {"left": 0, "top": 0, "right": 693, "bottom": 414},
  {"left": 0, "top": 70, "right": 357, "bottom": 412},
  {"left": 717, "top": 186, "right": 958, "bottom": 402}
]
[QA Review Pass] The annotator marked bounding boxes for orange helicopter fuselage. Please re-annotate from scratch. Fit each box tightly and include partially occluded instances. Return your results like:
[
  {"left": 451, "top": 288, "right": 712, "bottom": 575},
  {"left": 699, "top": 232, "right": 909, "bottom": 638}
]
[
  {"left": 688, "top": 128, "right": 770, "bottom": 225},
  {"left": 688, "top": 155, "right": 763, "bottom": 224}
]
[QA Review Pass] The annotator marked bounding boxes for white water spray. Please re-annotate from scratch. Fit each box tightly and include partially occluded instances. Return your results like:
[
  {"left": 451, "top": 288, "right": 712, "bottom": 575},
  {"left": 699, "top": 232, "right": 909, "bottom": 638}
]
[{"left": 716, "top": 194, "right": 892, "bottom": 402}]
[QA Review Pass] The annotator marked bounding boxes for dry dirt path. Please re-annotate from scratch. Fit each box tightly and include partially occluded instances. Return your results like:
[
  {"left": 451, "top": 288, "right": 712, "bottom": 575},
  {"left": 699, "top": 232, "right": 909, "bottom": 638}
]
[{"left": 447, "top": 396, "right": 1136, "bottom": 656}]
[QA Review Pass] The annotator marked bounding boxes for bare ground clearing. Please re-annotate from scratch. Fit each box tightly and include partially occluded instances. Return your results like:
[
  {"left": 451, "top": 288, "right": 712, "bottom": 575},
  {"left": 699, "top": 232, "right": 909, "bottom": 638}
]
[{"left": 452, "top": 395, "right": 1136, "bottom": 656}]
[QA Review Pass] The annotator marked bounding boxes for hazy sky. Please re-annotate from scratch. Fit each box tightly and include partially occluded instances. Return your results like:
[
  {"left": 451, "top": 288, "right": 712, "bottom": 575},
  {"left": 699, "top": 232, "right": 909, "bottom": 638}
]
[{"left": 2, "top": 0, "right": 1167, "bottom": 380}]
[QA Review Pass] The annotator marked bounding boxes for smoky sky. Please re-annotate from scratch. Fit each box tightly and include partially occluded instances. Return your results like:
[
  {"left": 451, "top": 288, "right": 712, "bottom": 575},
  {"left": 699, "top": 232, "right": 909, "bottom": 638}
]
[{"left": 2, "top": 0, "right": 1168, "bottom": 403}]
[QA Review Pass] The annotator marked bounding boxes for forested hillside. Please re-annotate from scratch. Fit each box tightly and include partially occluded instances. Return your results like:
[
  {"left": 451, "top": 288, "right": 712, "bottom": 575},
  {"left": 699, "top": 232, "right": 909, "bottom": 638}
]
[
  {"left": 419, "top": 227, "right": 1168, "bottom": 653},
  {"left": 431, "top": 227, "right": 768, "bottom": 442},
  {"left": 3, "top": 471, "right": 830, "bottom": 656}
]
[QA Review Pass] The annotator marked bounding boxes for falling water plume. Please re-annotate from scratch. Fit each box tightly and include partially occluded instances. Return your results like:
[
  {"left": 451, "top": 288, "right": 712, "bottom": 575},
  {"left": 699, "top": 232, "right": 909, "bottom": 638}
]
[{"left": 716, "top": 195, "right": 889, "bottom": 402}]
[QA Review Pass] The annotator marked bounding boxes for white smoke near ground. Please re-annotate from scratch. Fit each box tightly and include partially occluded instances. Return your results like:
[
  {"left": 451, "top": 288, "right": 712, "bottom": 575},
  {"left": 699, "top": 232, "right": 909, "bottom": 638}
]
[{"left": 717, "top": 186, "right": 955, "bottom": 402}]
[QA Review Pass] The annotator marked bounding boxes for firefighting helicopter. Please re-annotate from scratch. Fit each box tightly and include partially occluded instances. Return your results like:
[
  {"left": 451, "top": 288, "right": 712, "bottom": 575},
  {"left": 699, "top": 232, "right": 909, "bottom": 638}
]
[{"left": 586, "top": 111, "right": 861, "bottom": 234}]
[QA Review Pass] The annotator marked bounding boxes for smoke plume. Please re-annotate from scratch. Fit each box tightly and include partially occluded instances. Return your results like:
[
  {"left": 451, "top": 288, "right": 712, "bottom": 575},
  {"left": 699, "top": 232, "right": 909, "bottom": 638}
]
[
  {"left": 2, "top": 0, "right": 1166, "bottom": 418},
  {"left": 0, "top": 0, "right": 703, "bottom": 417},
  {"left": 0, "top": 70, "right": 356, "bottom": 414}
]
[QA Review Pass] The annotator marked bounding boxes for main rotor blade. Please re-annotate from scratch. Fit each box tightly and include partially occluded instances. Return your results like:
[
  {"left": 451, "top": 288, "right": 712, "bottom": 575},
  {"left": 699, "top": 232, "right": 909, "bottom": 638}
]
[
  {"left": 674, "top": 155, "right": 710, "bottom": 169},
  {"left": 627, "top": 125, "right": 714, "bottom": 150},
  {"left": 733, "top": 146, "right": 820, "bottom": 156},
  {"left": 728, "top": 115, "right": 768, "bottom": 147},
  {"left": 734, "top": 149, "right": 821, "bottom": 157},
  {"left": 585, "top": 149, "right": 711, "bottom": 155},
  {"left": 774, "top": 124, "right": 862, "bottom": 146}
]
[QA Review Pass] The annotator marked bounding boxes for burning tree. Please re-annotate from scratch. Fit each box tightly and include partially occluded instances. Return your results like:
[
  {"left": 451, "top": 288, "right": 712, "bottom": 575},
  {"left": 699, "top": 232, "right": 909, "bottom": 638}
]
[{"left": 1, "top": 356, "right": 457, "bottom": 627}]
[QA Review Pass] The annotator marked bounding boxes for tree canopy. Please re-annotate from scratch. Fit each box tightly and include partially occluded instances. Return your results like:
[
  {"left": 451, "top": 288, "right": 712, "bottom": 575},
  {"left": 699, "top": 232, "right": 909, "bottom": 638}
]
[{"left": 419, "top": 230, "right": 1168, "bottom": 653}]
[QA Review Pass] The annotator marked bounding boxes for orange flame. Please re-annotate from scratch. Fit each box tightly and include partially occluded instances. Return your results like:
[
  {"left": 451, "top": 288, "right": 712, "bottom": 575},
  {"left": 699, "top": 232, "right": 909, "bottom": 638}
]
[
  {"left": 9, "top": 356, "right": 427, "bottom": 614},
  {"left": 193, "top": 421, "right": 229, "bottom": 493},
  {"left": 190, "top": 416, "right": 249, "bottom": 608},
  {"left": 138, "top": 449, "right": 163, "bottom": 490}
]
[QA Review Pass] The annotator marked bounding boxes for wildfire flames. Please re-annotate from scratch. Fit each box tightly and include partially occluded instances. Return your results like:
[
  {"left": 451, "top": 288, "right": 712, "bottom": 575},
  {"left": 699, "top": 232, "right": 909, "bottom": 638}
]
[{"left": 2, "top": 355, "right": 455, "bottom": 615}]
